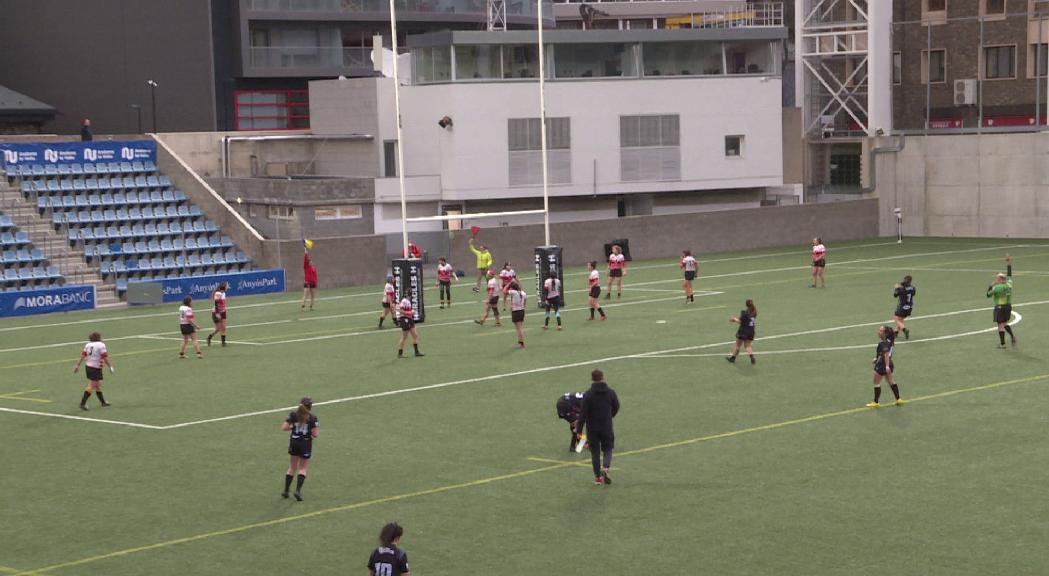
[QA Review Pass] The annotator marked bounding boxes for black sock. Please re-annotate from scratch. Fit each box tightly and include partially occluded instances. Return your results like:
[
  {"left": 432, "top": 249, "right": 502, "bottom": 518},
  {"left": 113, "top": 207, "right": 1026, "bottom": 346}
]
[
  {"left": 379, "top": 316, "right": 384, "bottom": 327},
  {"left": 398, "top": 348, "right": 403, "bottom": 356},
  {"left": 874, "top": 387, "right": 882, "bottom": 403},
  {"left": 413, "top": 343, "right": 419, "bottom": 354},
  {"left": 598, "top": 307, "right": 605, "bottom": 318},
  {"left": 590, "top": 308, "right": 595, "bottom": 319},
  {"left": 221, "top": 335, "right": 226, "bottom": 344},
  {"left": 544, "top": 314, "right": 550, "bottom": 326},
  {"left": 284, "top": 474, "right": 293, "bottom": 492},
  {"left": 80, "top": 391, "right": 91, "bottom": 406},
  {"left": 296, "top": 474, "right": 306, "bottom": 492},
  {"left": 557, "top": 315, "right": 562, "bottom": 326},
  {"left": 1004, "top": 325, "right": 1014, "bottom": 340},
  {"left": 96, "top": 391, "right": 107, "bottom": 405},
  {"left": 998, "top": 330, "right": 1006, "bottom": 345},
  {"left": 890, "top": 384, "right": 900, "bottom": 400}
]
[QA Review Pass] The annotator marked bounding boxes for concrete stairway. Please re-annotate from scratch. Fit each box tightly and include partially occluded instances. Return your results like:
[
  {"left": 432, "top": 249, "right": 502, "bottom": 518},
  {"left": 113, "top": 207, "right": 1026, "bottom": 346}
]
[{"left": 0, "top": 180, "right": 121, "bottom": 306}]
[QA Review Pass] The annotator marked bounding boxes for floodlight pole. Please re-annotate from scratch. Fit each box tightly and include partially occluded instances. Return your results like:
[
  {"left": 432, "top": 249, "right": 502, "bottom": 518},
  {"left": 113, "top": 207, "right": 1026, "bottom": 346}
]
[
  {"left": 537, "top": 0, "right": 551, "bottom": 246},
  {"left": 389, "top": 2, "right": 410, "bottom": 257}
]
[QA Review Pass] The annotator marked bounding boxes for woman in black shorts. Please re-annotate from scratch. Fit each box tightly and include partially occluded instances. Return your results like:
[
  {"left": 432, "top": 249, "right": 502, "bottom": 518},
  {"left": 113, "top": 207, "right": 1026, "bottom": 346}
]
[
  {"left": 726, "top": 299, "right": 757, "bottom": 364},
  {"left": 508, "top": 280, "right": 527, "bottom": 348},
  {"left": 586, "top": 261, "right": 606, "bottom": 321},
  {"left": 281, "top": 396, "right": 318, "bottom": 501},
  {"left": 867, "top": 326, "right": 902, "bottom": 407},
  {"left": 178, "top": 296, "right": 202, "bottom": 359}
]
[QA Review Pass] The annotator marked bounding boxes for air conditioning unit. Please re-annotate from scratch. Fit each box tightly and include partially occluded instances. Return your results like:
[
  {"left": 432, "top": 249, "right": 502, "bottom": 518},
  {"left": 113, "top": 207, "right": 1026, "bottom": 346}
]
[{"left": 954, "top": 79, "right": 977, "bottom": 106}]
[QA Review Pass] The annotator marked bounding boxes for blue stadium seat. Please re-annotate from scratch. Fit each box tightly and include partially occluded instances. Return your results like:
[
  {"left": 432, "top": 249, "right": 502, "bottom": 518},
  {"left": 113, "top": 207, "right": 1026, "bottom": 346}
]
[
  {"left": 141, "top": 206, "right": 154, "bottom": 219},
  {"left": 158, "top": 175, "right": 171, "bottom": 187},
  {"left": 81, "top": 228, "right": 95, "bottom": 241},
  {"left": 151, "top": 191, "right": 164, "bottom": 204},
  {"left": 113, "top": 192, "right": 126, "bottom": 204},
  {"left": 67, "top": 229, "right": 81, "bottom": 243},
  {"left": 1, "top": 250, "right": 14, "bottom": 263},
  {"left": 112, "top": 260, "right": 126, "bottom": 274},
  {"left": 147, "top": 239, "right": 161, "bottom": 252},
  {"left": 177, "top": 205, "right": 190, "bottom": 218},
  {"left": 3, "top": 269, "right": 17, "bottom": 282},
  {"left": 0, "top": 232, "right": 13, "bottom": 245},
  {"left": 119, "top": 226, "right": 133, "bottom": 239},
  {"left": 37, "top": 197, "right": 48, "bottom": 212},
  {"left": 32, "top": 267, "right": 47, "bottom": 280},
  {"left": 52, "top": 213, "right": 66, "bottom": 226},
  {"left": 134, "top": 176, "right": 148, "bottom": 188},
  {"left": 156, "top": 222, "right": 170, "bottom": 235},
  {"left": 46, "top": 180, "right": 59, "bottom": 192},
  {"left": 83, "top": 163, "right": 97, "bottom": 175},
  {"left": 144, "top": 223, "right": 157, "bottom": 236},
  {"left": 106, "top": 225, "right": 120, "bottom": 238},
  {"left": 132, "top": 161, "right": 145, "bottom": 173},
  {"left": 18, "top": 268, "right": 33, "bottom": 281},
  {"left": 88, "top": 195, "right": 102, "bottom": 207},
  {"left": 147, "top": 175, "right": 160, "bottom": 187},
  {"left": 95, "top": 243, "right": 111, "bottom": 258},
  {"left": 21, "top": 181, "right": 32, "bottom": 195},
  {"left": 173, "top": 190, "right": 187, "bottom": 202},
  {"left": 31, "top": 164, "right": 45, "bottom": 177},
  {"left": 44, "top": 164, "right": 58, "bottom": 175},
  {"left": 162, "top": 190, "right": 175, "bottom": 203},
  {"left": 75, "top": 195, "right": 89, "bottom": 208},
  {"left": 115, "top": 208, "right": 128, "bottom": 221},
  {"left": 144, "top": 160, "right": 157, "bottom": 172},
  {"left": 97, "top": 176, "right": 111, "bottom": 189},
  {"left": 71, "top": 163, "right": 84, "bottom": 175},
  {"left": 73, "top": 179, "right": 86, "bottom": 191},
  {"left": 120, "top": 162, "right": 133, "bottom": 174},
  {"left": 163, "top": 256, "right": 176, "bottom": 269},
  {"left": 90, "top": 211, "right": 104, "bottom": 224},
  {"left": 60, "top": 180, "right": 73, "bottom": 192},
  {"left": 123, "top": 176, "right": 136, "bottom": 188},
  {"left": 128, "top": 207, "right": 141, "bottom": 220},
  {"left": 61, "top": 196, "right": 75, "bottom": 209},
  {"left": 125, "top": 191, "right": 139, "bottom": 203},
  {"left": 86, "top": 178, "right": 99, "bottom": 191},
  {"left": 116, "top": 278, "right": 128, "bottom": 292},
  {"left": 151, "top": 257, "right": 164, "bottom": 270},
  {"left": 30, "top": 248, "right": 44, "bottom": 262},
  {"left": 0, "top": 215, "right": 13, "bottom": 229},
  {"left": 138, "top": 258, "right": 151, "bottom": 272},
  {"left": 201, "top": 253, "right": 213, "bottom": 266},
  {"left": 185, "top": 238, "right": 198, "bottom": 249},
  {"left": 101, "top": 193, "right": 114, "bottom": 206},
  {"left": 126, "top": 259, "right": 139, "bottom": 272},
  {"left": 188, "top": 254, "right": 201, "bottom": 267},
  {"left": 107, "top": 162, "right": 120, "bottom": 174},
  {"left": 131, "top": 224, "right": 145, "bottom": 237},
  {"left": 57, "top": 164, "right": 71, "bottom": 176},
  {"left": 170, "top": 222, "right": 183, "bottom": 234},
  {"left": 46, "top": 265, "right": 60, "bottom": 278},
  {"left": 14, "top": 231, "right": 28, "bottom": 244},
  {"left": 193, "top": 221, "right": 206, "bottom": 233}
]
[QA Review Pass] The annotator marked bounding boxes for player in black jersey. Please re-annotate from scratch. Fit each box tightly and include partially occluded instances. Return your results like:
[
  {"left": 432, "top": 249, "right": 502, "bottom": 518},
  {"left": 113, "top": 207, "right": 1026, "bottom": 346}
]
[
  {"left": 280, "top": 397, "right": 319, "bottom": 501},
  {"left": 726, "top": 299, "right": 757, "bottom": 364},
  {"left": 867, "top": 326, "right": 903, "bottom": 407},
  {"left": 893, "top": 276, "right": 916, "bottom": 339},
  {"left": 556, "top": 392, "right": 585, "bottom": 452},
  {"left": 368, "top": 522, "right": 411, "bottom": 576}
]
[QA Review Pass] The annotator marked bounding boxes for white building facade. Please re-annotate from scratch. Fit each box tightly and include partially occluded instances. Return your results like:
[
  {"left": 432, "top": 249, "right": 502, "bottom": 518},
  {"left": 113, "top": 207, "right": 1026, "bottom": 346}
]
[{"left": 310, "top": 26, "right": 788, "bottom": 234}]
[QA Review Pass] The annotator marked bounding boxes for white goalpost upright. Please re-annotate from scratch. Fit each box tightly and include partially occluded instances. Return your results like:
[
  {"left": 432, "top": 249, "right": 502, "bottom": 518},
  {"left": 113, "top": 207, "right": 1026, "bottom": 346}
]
[{"left": 394, "top": 0, "right": 553, "bottom": 246}]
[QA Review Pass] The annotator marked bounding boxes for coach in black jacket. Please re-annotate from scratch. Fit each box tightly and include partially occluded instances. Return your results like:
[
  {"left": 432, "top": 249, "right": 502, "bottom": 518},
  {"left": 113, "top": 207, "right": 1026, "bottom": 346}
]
[{"left": 576, "top": 369, "right": 620, "bottom": 485}]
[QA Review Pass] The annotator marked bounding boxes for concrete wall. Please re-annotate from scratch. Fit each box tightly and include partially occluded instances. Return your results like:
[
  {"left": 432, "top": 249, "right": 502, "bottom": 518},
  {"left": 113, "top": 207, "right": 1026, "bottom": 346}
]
[
  {"left": 260, "top": 236, "right": 387, "bottom": 289},
  {"left": 208, "top": 177, "right": 376, "bottom": 238},
  {"left": 394, "top": 199, "right": 880, "bottom": 276},
  {"left": 0, "top": 0, "right": 216, "bottom": 134},
  {"left": 873, "top": 132, "right": 1049, "bottom": 238}
]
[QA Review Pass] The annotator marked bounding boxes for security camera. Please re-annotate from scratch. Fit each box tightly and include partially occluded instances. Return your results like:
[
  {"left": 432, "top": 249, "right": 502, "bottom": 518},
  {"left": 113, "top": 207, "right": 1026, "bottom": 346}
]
[{"left": 438, "top": 116, "right": 453, "bottom": 129}]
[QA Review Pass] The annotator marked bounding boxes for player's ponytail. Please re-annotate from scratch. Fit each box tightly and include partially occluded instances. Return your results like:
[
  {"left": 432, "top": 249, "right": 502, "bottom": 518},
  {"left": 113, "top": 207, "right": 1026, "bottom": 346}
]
[
  {"left": 902, "top": 275, "right": 912, "bottom": 287},
  {"left": 296, "top": 403, "right": 310, "bottom": 424},
  {"left": 745, "top": 299, "right": 757, "bottom": 318}
]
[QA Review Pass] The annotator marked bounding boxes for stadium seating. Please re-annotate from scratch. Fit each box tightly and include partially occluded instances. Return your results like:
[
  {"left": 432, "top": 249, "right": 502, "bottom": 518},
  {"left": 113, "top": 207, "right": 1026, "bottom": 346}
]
[
  {"left": 5, "top": 158, "right": 253, "bottom": 293},
  {"left": 0, "top": 209, "right": 64, "bottom": 290}
]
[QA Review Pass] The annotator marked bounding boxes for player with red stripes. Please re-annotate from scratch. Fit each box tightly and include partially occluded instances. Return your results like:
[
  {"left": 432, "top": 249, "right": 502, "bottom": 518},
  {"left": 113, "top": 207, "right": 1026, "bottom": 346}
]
[
  {"left": 435, "top": 257, "right": 457, "bottom": 309},
  {"left": 474, "top": 270, "right": 502, "bottom": 327},
  {"left": 605, "top": 245, "right": 626, "bottom": 300},
  {"left": 587, "top": 261, "right": 606, "bottom": 321},
  {"left": 301, "top": 247, "right": 318, "bottom": 310},
  {"left": 396, "top": 297, "right": 424, "bottom": 358},
  {"left": 207, "top": 282, "right": 228, "bottom": 347},
  {"left": 811, "top": 237, "right": 827, "bottom": 288},
  {"left": 499, "top": 262, "right": 517, "bottom": 311},
  {"left": 378, "top": 274, "right": 397, "bottom": 329},
  {"left": 73, "top": 331, "right": 114, "bottom": 410}
]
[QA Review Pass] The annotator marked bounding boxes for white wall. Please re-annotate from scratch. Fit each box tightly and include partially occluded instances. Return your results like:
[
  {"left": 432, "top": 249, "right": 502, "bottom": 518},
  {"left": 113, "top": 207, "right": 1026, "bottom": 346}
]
[{"left": 380, "top": 76, "right": 783, "bottom": 201}]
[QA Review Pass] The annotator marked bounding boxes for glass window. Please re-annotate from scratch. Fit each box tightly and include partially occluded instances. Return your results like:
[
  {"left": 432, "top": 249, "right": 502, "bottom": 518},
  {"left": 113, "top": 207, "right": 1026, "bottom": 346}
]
[
  {"left": 314, "top": 205, "right": 362, "bottom": 220},
  {"left": 508, "top": 117, "right": 571, "bottom": 186},
  {"left": 922, "top": 49, "right": 946, "bottom": 83},
  {"left": 268, "top": 205, "right": 294, "bottom": 220},
  {"left": 1033, "top": 43, "right": 1048, "bottom": 77},
  {"left": 508, "top": 118, "right": 570, "bottom": 150},
  {"left": 554, "top": 43, "right": 638, "bottom": 79},
  {"left": 725, "top": 41, "right": 776, "bottom": 74},
  {"left": 643, "top": 41, "right": 723, "bottom": 76},
  {"left": 235, "top": 90, "right": 309, "bottom": 131},
  {"left": 384, "top": 141, "right": 397, "bottom": 177},
  {"left": 455, "top": 45, "right": 502, "bottom": 80},
  {"left": 725, "top": 135, "right": 744, "bottom": 157},
  {"left": 620, "top": 115, "right": 680, "bottom": 182},
  {"left": 503, "top": 45, "right": 540, "bottom": 79},
  {"left": 893, "top": 52, "right": 902, "bottom": 84},
  {"left": 982, "top": 0, "right": 1005, "bottom": 15},
  {"left": 923, "top": 0, "right": 946, "bottom": 23},
  {"left": 620, "top": 115, "right": 679, "bottom": 147},
  {"left": 984, "top": 46, "right": 1015, "bottom": 79}
]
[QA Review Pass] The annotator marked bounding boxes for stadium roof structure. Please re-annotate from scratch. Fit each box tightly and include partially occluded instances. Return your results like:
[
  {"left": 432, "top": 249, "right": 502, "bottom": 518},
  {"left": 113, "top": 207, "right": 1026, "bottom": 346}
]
[{"left": 0, "top": 84, "right": 57, "bottom": 122}]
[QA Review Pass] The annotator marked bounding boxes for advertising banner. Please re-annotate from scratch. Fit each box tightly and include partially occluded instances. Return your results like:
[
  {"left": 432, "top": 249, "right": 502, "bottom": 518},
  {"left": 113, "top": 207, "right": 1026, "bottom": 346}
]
[
  {"left": 128, "top": 269, "right": 285, "bottom": 304},
  {"left": 534, "top": 245, "right": 564, "bottom": 309},
  {"left": 392, "top": 258, "right": 425, "bottom": 323},
  {"left": 0, "top": 284, "right": 96, "bottom": 317},
  {"left": 1, "top": 140, "right": 156, "bottom": 166}
]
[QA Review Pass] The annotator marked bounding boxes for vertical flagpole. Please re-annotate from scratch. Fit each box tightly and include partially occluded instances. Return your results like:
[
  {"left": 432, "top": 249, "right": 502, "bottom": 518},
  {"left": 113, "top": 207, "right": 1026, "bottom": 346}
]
[
  {"left": 537, "top": 0, "right": 550, "bottom": 246},
  {"left": 390, "top": 0, "right": 410, "bottom": 256}
]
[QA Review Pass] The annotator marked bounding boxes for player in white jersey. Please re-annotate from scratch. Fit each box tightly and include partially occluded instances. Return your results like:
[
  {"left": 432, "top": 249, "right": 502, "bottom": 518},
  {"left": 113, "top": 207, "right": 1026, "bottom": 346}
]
[
  {"left": 499, "top": 262, "right": 516, "bottom": 311},
  {"left": 435, "top": 257, "right": 457, "bottom": 309},
  {"left": 811, "top": 237, "right": 827, "bottom": 288},
  {"left": 178, "top": 296, "right": 203, "bottom": 359},
  {"left": 73, "top": 331, "right": 114, "bottom": 410},
  {"left": 606, "top": 245, "right": 626, "bottom": 300},
  {"left": 508, "top": 281, "right": 527, "bottom": 348},
  {"left": 378, "top": 275, "right": 397, "bottom": 329},
  {"left": 474, "top": 270, "right": 502, "bottom": 326},
  {"left": 207, "top": 282, "right": 228, "bottom": 348},
  {"left": 680, "top": 250, "right": 699, "bottom": 303},
  {"left": 543, "top": 275, "right": 563, "bottom": 330},
  {"left": 396, "top": 297, "right": 424, "bottom": 358},
  {"left": 586, "top": 261, "right": 606, "bottom": 321}
]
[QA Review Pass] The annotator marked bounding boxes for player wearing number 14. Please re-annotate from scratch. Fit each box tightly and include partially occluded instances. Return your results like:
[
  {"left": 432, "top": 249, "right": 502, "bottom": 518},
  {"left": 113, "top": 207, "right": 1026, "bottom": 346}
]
[{"left": 368, "top": 522, "right": 411, "bottom": 576}]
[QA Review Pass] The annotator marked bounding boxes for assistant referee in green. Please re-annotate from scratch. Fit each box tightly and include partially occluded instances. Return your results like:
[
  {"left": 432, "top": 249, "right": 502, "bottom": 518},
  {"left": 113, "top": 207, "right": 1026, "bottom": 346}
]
[{"left": 986, "top": 254, "right": 1016, "bottom": 349}]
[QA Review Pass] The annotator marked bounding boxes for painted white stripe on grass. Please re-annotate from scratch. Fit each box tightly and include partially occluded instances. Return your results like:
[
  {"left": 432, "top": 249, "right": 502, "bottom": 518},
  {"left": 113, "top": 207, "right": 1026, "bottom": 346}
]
[
  {"left": 640, "top": 312, "right": 1021, "bottom": 358},
  {"left": 157, "top": 303, "right": 1040, "bottom": 430},
  {"left": 0, "top": 406, "right": 165, "bottom": 429}
]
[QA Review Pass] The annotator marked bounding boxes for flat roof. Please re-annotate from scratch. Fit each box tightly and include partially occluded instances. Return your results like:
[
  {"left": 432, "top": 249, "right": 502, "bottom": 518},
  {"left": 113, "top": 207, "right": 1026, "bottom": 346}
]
[
  {"left": 408, "top": 27, "right": 787, "bottom": 48},
  {"left": 0, "top": 84, "right": 56, "bottom": 117}
]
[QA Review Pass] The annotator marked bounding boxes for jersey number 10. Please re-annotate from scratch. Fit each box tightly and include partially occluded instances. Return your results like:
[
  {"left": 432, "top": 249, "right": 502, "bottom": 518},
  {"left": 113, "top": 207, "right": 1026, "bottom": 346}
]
[{"left": 374, "top": 563, "right": 394, "bottom": 576}]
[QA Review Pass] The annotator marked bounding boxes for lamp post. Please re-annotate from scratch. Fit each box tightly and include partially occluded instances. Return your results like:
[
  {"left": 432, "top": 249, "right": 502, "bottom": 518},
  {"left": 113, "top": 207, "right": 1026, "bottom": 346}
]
[
  {"left": 129, "top": 104, "right": 142, "bottom": 134},
  {"left": 146, "top": 79, "right": 158, "bottom": 133}
]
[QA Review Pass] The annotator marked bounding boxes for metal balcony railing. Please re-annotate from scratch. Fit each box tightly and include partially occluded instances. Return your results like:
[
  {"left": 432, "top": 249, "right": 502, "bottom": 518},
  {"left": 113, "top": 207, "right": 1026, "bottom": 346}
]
[
  {"left": 248, "top": 46, "right": 372, "bottom": 70},
  {"left": 246, "top": 0, "right": 550, "bottom": 18},
  {"left": 563, "top": 1, "right": 785, "bottom": 28}
]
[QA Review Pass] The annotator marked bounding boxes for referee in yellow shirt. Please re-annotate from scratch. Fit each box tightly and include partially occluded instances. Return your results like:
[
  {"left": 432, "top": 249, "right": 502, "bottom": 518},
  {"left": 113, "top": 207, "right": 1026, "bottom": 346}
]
[{"left": 469, "top": 238, "right": 493, "bottom": 293}]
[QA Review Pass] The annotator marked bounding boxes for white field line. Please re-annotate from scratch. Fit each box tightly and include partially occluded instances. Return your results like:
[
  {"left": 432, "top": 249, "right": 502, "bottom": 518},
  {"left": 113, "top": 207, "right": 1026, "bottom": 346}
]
[
  {"left": 471, "top": 304, "right": 726, "bottom": 339},
  {"left": 838, "top": 265, "right": 1049, "bottom": 277},
  {"left": 261, "top": 292, "right": 723, "bottom": 346},
  {"left": 0, "top": 240, "right": 992, "bottom": 334},
  {"left": 154, "top": 302, "right": 1043, "bottom": 430},
  {"left": 640, "top": 312, "right": 1021, "bottom": 358},
  {"left": 0, "top": 243, "right": 1020, "bottom": 350},
  {"left": 0, "top": 406, "right": 165, "bottom": 429},
  {"left": 2, "top": 300, "right": 1040, "bottom": 431}
]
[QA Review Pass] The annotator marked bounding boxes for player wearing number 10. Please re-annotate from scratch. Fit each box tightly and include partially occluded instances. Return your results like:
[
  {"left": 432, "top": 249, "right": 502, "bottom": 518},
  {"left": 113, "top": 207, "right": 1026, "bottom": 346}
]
[{"left": 368, "top": 522, "right": 410, "bottom": 576}]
